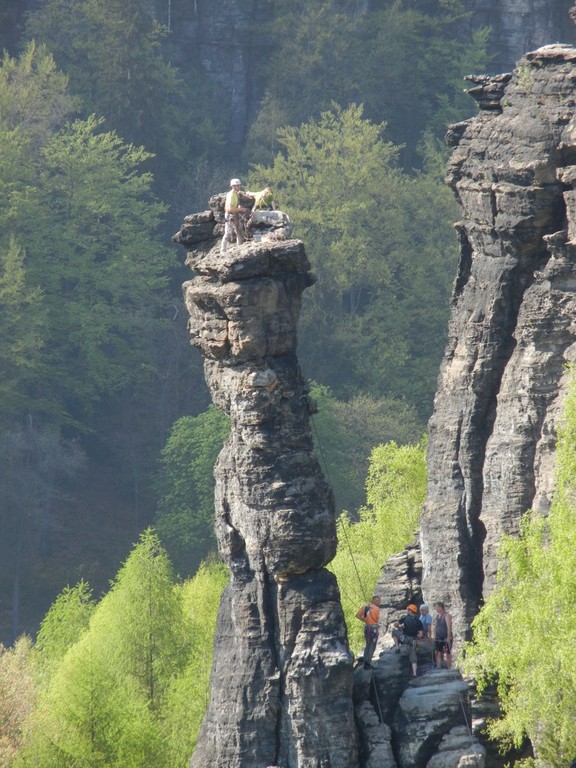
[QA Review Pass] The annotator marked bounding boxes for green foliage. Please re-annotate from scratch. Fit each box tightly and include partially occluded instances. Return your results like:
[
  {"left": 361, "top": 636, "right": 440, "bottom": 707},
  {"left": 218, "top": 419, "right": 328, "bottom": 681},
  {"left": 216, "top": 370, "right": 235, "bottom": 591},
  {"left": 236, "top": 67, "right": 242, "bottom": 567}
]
[
  {"left": 462, "top": 375, "right": 576, "bottom": 765},
  {"left": 247, "top": 0, "right": 490, "bottom": 170},
  {"left": 0, "top": 238, "right": 44, "bottom": 419},
  {"left": 154, "top": 407, "right": 230, "bottom": 576},
  {"left": 349, "top": 0, "right": 490, "bottom": 166},
  {"left": 24, "top": 0, "right": 225, "bottom": 195},
  {"left": 0, "top": 43, "right": 175, "bottom": 429},
  {"left": 251, "top": 103, "right": 458, "bottom": 412},
  {"left": 254, "top": 1, "right": 357, "bottom": 129},
  {"left": 0, "top": 637, "right": 36, "bottom": 765},
  {"left": 309, "top": 382, "right": 423, "bottom": 513},
  {"left": 161, "top": 560, "right": 229, "bottom": 765},
  {"left": 91, "top": 530, "right": 189, "bottom": 710},
  {"left": 23, "top": 636, "right": 162, "bottom": 768},
  {"left": 0, "top": 41, "right": 76, "bottom": 148},
  {"left": 329, "top": 438, "right": 427, "bottom": 652},
  {"left": 24, "top": 116, "right": 169, "bottom": 420},
  {"left": 34, "top": 581, "right": 95, "bottom": 678},
  {"left": 17, "top": 532, "right": 228, "bottom": 768}
]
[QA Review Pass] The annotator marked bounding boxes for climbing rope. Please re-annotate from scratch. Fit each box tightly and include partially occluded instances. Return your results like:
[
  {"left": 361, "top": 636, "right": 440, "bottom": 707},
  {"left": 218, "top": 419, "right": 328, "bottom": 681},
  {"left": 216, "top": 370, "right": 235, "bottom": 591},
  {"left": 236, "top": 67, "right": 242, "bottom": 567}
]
[
  {"left": 369, "top": 671, "right": 385, "bottom": 724},
  {"left": 458, "top": 690, "right": 483, "bottom": 767}
]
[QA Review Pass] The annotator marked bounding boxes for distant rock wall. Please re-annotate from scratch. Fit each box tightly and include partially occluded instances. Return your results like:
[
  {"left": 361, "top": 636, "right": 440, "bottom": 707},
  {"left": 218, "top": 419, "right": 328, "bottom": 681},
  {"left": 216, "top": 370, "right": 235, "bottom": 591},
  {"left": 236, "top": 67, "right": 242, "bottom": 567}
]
[
  {"left": 174, "top": 215, "right": 358, "bottom": 767},
  {"left": 163, "top": 1, "right": 575, "bottom": 156},
  {"left": 465, "top": 0, "right": 575, "bottom": 73},
  {"left": 421, "top": 44, "right": 576, "bottom": 643}
]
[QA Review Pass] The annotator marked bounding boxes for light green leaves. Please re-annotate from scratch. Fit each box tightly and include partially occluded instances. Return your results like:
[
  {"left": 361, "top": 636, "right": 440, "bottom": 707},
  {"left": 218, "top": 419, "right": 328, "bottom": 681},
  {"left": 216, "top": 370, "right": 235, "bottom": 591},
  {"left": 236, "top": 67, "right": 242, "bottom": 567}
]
[{"left": 463, "top": 374, "right": 576, "bottom": 764}]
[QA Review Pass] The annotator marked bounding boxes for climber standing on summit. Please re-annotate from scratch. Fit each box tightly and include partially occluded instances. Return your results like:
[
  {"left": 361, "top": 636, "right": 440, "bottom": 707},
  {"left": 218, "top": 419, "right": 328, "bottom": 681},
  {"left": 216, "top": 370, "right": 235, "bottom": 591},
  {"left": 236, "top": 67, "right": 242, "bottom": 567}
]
[{"left": 221, "top": 178, "right": 249, "bottom": 253}]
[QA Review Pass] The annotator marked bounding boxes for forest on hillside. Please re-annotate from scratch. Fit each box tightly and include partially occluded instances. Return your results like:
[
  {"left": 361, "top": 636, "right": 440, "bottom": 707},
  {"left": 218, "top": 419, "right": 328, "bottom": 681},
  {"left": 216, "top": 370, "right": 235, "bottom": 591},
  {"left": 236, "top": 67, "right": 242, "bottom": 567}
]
[
  {"left": 3, "top": 1, "right": 576, "bottom": 765},
  {"left": 1, "top": 0, "right": 571, "bottom": 646}
]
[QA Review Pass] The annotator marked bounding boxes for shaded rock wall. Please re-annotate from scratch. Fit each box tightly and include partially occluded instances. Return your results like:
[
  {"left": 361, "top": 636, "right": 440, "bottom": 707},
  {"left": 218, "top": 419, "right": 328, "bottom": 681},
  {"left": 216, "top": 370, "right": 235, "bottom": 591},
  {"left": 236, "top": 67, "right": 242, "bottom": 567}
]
[
  {"left": 174, "top": 214, "right": 358, "bottom": 767},
  {"left": 466, "top": 0, "right": 575, "bottom": 73},
  {"left": 421, "top": 44, "right": 576, "bottom": 643},
  {"left": 162, "top": 1, "right": 575, "bottom": 154}
]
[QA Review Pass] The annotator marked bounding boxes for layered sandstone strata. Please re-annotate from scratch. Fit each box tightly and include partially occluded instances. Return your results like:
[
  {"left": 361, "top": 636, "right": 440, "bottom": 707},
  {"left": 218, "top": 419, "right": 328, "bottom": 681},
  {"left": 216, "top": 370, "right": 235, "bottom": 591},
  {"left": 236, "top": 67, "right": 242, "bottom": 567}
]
[
  {"left": 173, "top": 219, "right": 358, "bottom": 767},
  {"left": 421, "top": 45, "right": 576, "bottom": 642}
]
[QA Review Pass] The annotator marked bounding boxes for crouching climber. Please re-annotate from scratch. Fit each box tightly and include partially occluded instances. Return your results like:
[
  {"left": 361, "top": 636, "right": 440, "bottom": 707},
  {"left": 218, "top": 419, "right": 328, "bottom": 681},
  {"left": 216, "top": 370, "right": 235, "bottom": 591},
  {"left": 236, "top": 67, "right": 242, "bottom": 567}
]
[
  {"left": 356, "top": 595, "right": 381, "bottom": 670},
  {"left": 251, "top": 186, "right": 277, "bottom": 211},
  {"left": 221, "top": 178, "right": 249, "bottom": 252},
  {"left": 246, "top": 185, "right": 278, "bottom": 234},
  {"left": 392, "top": 604, "right": 424, "bottom": 677}
]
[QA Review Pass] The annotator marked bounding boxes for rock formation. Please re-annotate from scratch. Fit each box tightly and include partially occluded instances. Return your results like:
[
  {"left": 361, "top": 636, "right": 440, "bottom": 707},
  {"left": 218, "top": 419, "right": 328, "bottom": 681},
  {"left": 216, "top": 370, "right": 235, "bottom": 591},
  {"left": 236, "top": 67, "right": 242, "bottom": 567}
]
[
  {"left": 421, "top": 44, "right": 576, "bottom": 644},
  {"left": 353, "top": 649, "right": 485, "bottom": 768},
  {"left": 174, "top": 43, "right": 576, "bottom": 767},
  {"left": 173, "top": 210, "right": 358, "bottom": 767}
]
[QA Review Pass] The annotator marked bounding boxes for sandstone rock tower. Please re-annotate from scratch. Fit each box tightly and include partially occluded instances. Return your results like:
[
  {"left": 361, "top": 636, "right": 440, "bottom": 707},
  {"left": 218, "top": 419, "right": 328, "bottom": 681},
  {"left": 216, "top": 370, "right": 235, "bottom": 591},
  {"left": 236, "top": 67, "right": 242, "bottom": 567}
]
[
  {"left": 173, "top": 213, "right": 358, "bottom": 767},
  {"left": 421, "top": 44, "right": 576, "bottom": 644}
]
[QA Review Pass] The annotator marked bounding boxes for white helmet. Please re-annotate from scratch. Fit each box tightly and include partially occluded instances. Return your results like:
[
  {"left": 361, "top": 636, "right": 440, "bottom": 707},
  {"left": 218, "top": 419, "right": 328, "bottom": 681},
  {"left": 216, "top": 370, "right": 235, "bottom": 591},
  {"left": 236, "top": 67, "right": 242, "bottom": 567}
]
[{"left": 230, "top": 178, "right": 241, "bottom": 186}]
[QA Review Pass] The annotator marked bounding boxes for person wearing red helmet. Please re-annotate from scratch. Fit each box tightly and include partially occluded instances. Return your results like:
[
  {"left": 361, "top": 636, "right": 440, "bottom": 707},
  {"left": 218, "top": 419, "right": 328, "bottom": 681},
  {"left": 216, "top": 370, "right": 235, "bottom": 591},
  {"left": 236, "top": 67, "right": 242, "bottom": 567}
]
[{"left": 392, "top": 604, "right": 424, "bottom": 677}]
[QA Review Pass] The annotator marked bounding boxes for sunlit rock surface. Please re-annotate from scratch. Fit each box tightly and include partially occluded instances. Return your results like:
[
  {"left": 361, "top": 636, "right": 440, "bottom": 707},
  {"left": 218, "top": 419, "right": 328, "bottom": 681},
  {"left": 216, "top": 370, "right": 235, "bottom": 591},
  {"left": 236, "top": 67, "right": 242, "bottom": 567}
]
[
  {"left": 173, "top": 211, "right": 358, "bottom": 768},
  {"left": 421, "top": 44, "right": 576, "bottom": 644}
]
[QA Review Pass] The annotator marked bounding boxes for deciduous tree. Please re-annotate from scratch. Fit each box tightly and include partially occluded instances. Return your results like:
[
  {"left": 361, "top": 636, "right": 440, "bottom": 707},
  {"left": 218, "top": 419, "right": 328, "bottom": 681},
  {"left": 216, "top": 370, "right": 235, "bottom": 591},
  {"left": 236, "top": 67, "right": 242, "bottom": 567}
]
[
  {"left": 329, "top": 439, "right": 426, "bottom": 652},
  {"left": 0, "top": 637, "right": 36, "bottom": 765},
  {"left": 463, "top": 376, "right": 576, "bottom": 765},
  {"left": 309, "top": 383, "right": 423, "bottom": 514},
  {"left": 154, "top": 407, "right": 230, "bottom": 576},
  {"left": 251, "top": 103, "right": 457, "bottom": 413}
]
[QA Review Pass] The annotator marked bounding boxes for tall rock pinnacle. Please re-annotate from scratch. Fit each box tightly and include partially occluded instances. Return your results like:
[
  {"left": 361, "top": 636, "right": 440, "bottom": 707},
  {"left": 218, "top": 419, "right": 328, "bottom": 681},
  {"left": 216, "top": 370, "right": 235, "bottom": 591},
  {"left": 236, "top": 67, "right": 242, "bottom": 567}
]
[
  {"left": 421, "top": 44, "right": 576, "bottom": 644},
  {"left": 173, "top": 212, "right": 358, "bottom": 767}
]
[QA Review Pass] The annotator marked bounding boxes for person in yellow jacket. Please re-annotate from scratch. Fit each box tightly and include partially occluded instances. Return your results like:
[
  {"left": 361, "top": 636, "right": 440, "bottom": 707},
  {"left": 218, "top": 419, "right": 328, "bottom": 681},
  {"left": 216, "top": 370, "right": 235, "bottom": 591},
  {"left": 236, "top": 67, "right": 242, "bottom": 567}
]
[
  {"left": 252, "top": 186, "right": 277, "bottom": 211},
  {"left": 221, "top": 178, "right": 249, "bottom": 252},
  {"left": 245, "top": 186, "right": 278, "bottom": 235},
  {"left": 356, "top": 595, "right": 381, "bottom": 670}
]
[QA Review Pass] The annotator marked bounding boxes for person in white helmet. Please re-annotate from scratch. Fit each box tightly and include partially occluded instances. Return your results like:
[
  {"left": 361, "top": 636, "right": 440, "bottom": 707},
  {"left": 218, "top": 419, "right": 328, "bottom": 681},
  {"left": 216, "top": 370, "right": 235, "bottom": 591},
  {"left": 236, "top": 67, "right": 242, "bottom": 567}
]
[{"left": 221, "top": 178, "right": 249, "bottom": 252}]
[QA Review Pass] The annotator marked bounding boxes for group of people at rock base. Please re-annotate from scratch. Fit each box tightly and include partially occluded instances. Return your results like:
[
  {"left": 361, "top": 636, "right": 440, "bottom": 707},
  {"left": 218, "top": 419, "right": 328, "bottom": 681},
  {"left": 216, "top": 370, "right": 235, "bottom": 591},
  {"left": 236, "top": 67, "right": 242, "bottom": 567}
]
[
  {"left": 220, "top": 177, "right": 277, "bottom": 252},
  {"left": 357, "top": 596, "right": 453, "bottom": 676}
]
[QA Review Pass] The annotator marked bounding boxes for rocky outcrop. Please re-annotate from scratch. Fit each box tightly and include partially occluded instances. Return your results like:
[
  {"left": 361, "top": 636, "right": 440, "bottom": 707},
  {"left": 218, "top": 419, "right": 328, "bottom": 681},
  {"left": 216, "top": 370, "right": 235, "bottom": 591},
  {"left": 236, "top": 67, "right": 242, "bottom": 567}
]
[
  {"left": 354, "top": 652, "right": 485, "bottom": 768},
  {"left": 421, "top": 44, "right": 576, "bottom": 644},
  {"left": 173, "top": 214, "right": 358, "bottom": 767}
]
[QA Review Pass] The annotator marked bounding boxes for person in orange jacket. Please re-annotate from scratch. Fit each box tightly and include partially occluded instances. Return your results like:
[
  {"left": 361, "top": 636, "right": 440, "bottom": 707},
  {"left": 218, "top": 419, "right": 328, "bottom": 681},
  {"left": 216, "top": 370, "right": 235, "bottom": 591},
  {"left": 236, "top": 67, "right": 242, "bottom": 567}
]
[{"left": 356, "top": 595, "right": 381, "bottom": 670}]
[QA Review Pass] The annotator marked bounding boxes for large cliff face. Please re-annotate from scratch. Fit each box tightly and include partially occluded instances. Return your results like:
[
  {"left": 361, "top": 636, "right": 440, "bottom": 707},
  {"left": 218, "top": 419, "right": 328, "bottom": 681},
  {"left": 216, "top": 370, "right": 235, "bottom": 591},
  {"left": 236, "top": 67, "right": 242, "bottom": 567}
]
[
  {"left": 467, "top": 0, "right": 575, "bottom": 73},
  {"left": 421, "top": 44, "right": 576, "bottom": 643},
  {"left": 163, "top": 0, "right": 575, "bottom": 155},
  {"left": 173, "top": 215, "right": 358, "bottom": 767}
]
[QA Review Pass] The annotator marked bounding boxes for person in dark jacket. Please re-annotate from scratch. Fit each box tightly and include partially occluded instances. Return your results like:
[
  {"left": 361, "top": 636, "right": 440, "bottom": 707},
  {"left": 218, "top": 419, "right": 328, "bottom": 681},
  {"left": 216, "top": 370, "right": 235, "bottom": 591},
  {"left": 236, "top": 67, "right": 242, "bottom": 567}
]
[
  {"left": 392, "top": 604, "right": 424, "bottom": 677},
  {"left": 432, "top": 601, "right": 453, "bottom": 669}
]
